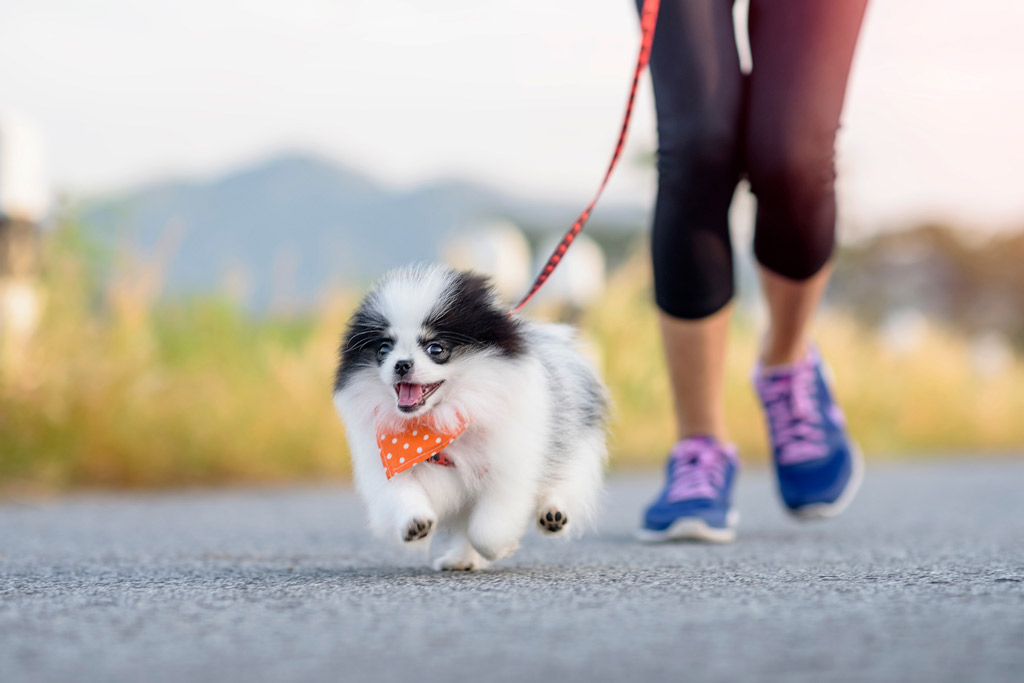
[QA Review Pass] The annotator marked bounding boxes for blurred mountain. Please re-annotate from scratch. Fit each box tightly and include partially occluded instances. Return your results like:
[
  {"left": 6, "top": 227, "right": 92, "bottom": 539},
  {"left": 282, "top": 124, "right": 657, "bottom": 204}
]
[{"left": 79, "top": 152, "right": 647, "bottom": 310}]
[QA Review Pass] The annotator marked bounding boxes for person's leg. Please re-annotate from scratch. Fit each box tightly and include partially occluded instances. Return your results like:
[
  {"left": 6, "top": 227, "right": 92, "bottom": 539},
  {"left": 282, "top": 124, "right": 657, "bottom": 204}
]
[
  {"left": 640, "top": 0, "right": 743, "bottom": 439},
  {"left": 659, "top": 306, "right": 731, "bottom": 441},
  {"left": 745, "top": 0, "right": 869, "bottom": 517},
  {"left": 745, "top": 0, "right": 869, "bottom": 362},
  {"left": 759, "top": 264, "right": 831, "bottom": 366},
  {"left": 636, "top": 0, "right": 745, "bottom": 542}
]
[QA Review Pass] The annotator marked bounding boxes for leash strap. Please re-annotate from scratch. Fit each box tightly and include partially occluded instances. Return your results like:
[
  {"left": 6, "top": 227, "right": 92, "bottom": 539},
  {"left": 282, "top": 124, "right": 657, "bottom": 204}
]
[{"left": 511, "top": 0, "right": 661, "bottom": 314}]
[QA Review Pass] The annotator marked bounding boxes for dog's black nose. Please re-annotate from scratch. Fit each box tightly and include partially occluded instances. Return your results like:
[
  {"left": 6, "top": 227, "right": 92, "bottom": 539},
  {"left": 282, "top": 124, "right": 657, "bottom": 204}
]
[{"left": 394, "top": 359, "right": 413, "bottom": 377}]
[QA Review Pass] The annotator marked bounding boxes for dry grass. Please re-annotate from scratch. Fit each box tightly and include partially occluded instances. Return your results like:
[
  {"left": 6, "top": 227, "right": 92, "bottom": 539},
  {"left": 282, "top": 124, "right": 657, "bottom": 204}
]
[
  {"left": 2, "top": 227, "right": 1022, "bottom": 494},
  {"left": 587, "top": 254, "right": 1024, "bottom": 466},
  {"left": 0, "top": 226, "right": 352, "bottom": 493}
]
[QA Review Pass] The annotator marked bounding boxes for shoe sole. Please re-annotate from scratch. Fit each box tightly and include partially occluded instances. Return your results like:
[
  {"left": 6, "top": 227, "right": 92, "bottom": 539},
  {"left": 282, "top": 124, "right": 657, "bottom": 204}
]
[
  {"left": 787, "top": 444, "right": 865, "bottom": 520},
  {"left": 634, "top": 510, "right": 740, "bottom": 544}
]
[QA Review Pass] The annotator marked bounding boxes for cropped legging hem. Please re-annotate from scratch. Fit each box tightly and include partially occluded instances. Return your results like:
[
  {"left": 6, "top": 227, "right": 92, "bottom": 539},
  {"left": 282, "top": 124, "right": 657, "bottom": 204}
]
[
  {"left": 640, "top": 0, "right": 868, "bottom": 319},
  {"left": 655, "top": 285, "right": 734, "bottom": 321}
]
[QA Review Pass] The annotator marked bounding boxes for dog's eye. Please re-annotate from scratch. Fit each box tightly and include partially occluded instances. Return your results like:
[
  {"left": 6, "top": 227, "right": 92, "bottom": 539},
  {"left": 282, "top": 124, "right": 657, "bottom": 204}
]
[
  {"left": 376, "top": 341, "right": 392, "bottom": 360},
  {"left": 426, "top": 342, "right": 448, "bottom": 359}
]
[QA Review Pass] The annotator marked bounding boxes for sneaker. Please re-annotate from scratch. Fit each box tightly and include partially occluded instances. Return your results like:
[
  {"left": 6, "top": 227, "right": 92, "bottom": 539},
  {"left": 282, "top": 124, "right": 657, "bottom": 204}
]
[
  {"left": 635, "top": 436, "right": 740, "bottom": 543},
  {"left": 753, "top": 346, "right": 864, "bottom": 519}
]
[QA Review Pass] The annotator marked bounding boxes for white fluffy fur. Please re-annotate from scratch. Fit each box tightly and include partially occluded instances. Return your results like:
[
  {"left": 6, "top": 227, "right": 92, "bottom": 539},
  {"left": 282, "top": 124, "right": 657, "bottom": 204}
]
[{"left": 333, "top": 265, "right": 609, "bottom": 570}]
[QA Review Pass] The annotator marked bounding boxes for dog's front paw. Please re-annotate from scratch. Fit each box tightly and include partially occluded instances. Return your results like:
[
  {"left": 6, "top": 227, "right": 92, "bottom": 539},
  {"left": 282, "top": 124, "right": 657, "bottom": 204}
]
[
  {"left": 433, "top": 553, "right": 489, "bottom": 572},
  {"left": 538, "top": 507, "right": 569, "bottom": 535},
  {"left": 401, "top": 517, "right": 435, "bottom": 543}
]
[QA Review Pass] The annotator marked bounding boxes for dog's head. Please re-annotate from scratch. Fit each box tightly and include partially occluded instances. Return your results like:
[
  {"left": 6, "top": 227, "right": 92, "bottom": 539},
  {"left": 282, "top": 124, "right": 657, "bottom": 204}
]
[{"left": 334, "top": 266, "right": 524, "bottom": 421}]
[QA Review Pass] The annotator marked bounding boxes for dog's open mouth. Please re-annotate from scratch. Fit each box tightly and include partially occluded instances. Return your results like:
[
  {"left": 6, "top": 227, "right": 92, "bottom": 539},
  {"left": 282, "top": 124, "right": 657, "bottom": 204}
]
[{"left": 394, "top": 381, "right": 443, "bottom": 412}]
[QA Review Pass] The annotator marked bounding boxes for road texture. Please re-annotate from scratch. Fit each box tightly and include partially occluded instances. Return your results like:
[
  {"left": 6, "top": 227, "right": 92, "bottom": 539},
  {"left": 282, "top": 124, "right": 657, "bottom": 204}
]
[{"left": 1, "top": 458, "right": 1022, "bottom": 683}]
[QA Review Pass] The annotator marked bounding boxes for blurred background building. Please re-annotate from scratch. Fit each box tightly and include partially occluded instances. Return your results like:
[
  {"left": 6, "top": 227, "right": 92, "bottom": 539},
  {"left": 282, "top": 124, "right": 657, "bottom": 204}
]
[{"left": 0, "top": 113, "right": 48, "bottom": 362}]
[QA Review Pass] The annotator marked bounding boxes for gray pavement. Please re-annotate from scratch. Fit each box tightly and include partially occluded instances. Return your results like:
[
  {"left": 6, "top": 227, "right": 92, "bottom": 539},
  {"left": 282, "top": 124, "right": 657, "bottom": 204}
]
[{"left": 1, "top": 458, "right": 1022, "bottom": 683}]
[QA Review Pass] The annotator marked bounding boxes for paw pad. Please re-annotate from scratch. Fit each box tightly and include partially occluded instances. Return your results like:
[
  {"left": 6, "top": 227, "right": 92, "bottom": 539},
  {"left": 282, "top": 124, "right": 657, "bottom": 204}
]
[
  {"left": 403, "top": 518, "right": 434, "bottom": 542},
  {"left": 538, "top": 508, "right": 569, "bottom": 534},
  {"left": 440, "top": 563, "right": 475, "bottom": 571}
]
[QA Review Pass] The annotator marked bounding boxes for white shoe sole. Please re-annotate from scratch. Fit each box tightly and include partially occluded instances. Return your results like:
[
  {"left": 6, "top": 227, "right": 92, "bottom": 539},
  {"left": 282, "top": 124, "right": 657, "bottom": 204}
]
[
  {"left": 787, "top": 445, "right": 865, "bottom": 520},
  {"left": 635, "top": 510, "right": 740, "bottom": 544}
]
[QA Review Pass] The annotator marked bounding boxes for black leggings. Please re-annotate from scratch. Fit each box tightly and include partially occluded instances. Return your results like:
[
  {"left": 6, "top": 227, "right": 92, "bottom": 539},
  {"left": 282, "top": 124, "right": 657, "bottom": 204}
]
[{"left": 639, "top": 0, "right": 868, "bottom": 319}]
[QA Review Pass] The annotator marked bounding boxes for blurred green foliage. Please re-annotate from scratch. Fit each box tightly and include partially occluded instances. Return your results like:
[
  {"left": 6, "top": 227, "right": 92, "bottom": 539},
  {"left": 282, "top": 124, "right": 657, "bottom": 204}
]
[
  {"left": 1, "top": 223, "right": 1022, "bottom": 495},
  {"left": 0, "top": 222, "right": 352, "bottom": 493}
]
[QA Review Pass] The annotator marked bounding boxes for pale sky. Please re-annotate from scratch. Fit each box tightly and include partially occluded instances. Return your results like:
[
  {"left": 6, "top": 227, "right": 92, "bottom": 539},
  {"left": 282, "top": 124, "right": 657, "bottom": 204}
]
[{"left": 2, "top": 0, "right": 1023, "bottom": 234}]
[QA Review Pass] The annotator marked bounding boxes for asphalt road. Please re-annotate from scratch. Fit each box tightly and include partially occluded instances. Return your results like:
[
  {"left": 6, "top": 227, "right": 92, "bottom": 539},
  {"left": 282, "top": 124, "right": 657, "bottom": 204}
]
[{"left": 1, "top": 458, "right": 1022, "bottom": 683}]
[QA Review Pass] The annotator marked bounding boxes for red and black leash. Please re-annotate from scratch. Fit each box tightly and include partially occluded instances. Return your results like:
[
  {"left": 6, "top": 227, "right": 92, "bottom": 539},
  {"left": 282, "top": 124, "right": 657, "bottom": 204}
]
[{"left": 510, "top": 0, "right": 661, "bottom": 314}]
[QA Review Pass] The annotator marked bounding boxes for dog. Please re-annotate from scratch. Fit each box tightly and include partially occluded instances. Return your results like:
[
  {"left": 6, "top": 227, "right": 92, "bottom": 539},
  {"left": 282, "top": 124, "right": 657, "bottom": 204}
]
[{"left": 332, "top": 265, "right": 609, "bottom": 570}]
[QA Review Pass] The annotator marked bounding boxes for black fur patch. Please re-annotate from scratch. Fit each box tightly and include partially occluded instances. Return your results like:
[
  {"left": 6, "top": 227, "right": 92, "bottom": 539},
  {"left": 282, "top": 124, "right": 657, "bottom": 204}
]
[
  {"left": 426, "top": 271, "right": 524, "bottom": 358},
  {"left": 334, "top": 298, "right": 389, "bottom": 391},
  {"left": 333, "top": 269, "right": 524, "bottom": 392}
]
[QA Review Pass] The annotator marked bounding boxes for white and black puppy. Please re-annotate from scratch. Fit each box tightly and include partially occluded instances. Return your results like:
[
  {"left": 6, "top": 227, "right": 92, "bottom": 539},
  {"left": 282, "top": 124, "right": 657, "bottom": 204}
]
[{"left": 333, "top": 265, "right": 609, "bottom": 570}]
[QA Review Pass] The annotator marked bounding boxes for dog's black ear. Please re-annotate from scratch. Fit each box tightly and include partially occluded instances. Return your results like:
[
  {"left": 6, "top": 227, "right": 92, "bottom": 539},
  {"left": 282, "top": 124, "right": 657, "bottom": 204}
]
[
  {"left": 427, "top": 271, "right": 523, "bottom": 357},
  {"left": 334, "top": 303, "right": 388, "bottom": 391}
]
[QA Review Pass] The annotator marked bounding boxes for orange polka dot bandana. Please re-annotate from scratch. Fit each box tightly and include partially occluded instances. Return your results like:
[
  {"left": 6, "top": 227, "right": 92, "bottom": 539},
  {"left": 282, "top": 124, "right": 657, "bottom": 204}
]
[{"left": 375, "top": 416, "right": 470, "bottom": 480}]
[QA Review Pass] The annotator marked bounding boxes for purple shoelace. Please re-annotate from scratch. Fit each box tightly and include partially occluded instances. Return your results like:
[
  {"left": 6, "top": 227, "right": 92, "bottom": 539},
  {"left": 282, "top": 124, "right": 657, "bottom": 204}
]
[
  {"left": 755, "top": 355, "right": 829, "bottom": 465},
  {"left": 666, "top": 438, "right": 736, "bottom": 502}
]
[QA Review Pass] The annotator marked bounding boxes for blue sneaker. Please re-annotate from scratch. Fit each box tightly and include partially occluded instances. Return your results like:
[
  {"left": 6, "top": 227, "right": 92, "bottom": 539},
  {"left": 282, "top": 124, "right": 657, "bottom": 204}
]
[
  {"left": 753, "top": 346, "right": 864, "bottom": 519},
  {"left": 636, "top": 436, "right": 740, "bottom": 543}
]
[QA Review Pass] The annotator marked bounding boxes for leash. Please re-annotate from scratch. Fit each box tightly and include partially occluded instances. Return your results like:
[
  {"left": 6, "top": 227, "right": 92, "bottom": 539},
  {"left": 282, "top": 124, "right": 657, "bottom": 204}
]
[
  {"left": 376, "top": 4, "right": 661, "bottom": 481},
  {"left": 510, "top": 0, "right": 661, "bottom": 314}
]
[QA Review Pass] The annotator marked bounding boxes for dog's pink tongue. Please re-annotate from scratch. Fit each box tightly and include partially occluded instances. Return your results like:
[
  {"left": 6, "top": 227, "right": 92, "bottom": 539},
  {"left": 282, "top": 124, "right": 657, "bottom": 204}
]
[{"left": 397, "top": 382, "right": 424, "bottom": 407}]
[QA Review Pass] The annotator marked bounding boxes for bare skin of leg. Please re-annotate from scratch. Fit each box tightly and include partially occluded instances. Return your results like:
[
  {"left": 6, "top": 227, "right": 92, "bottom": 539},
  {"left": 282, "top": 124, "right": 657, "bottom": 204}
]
[
  {"left": 659, "top": 263, "right": 831, "bottom": 444},
  {"left": 759, "top": 263, "right": 833, "bottom": 367},
  {"left": 658, "top": 305, "right": 732, "bottom": 443}
]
